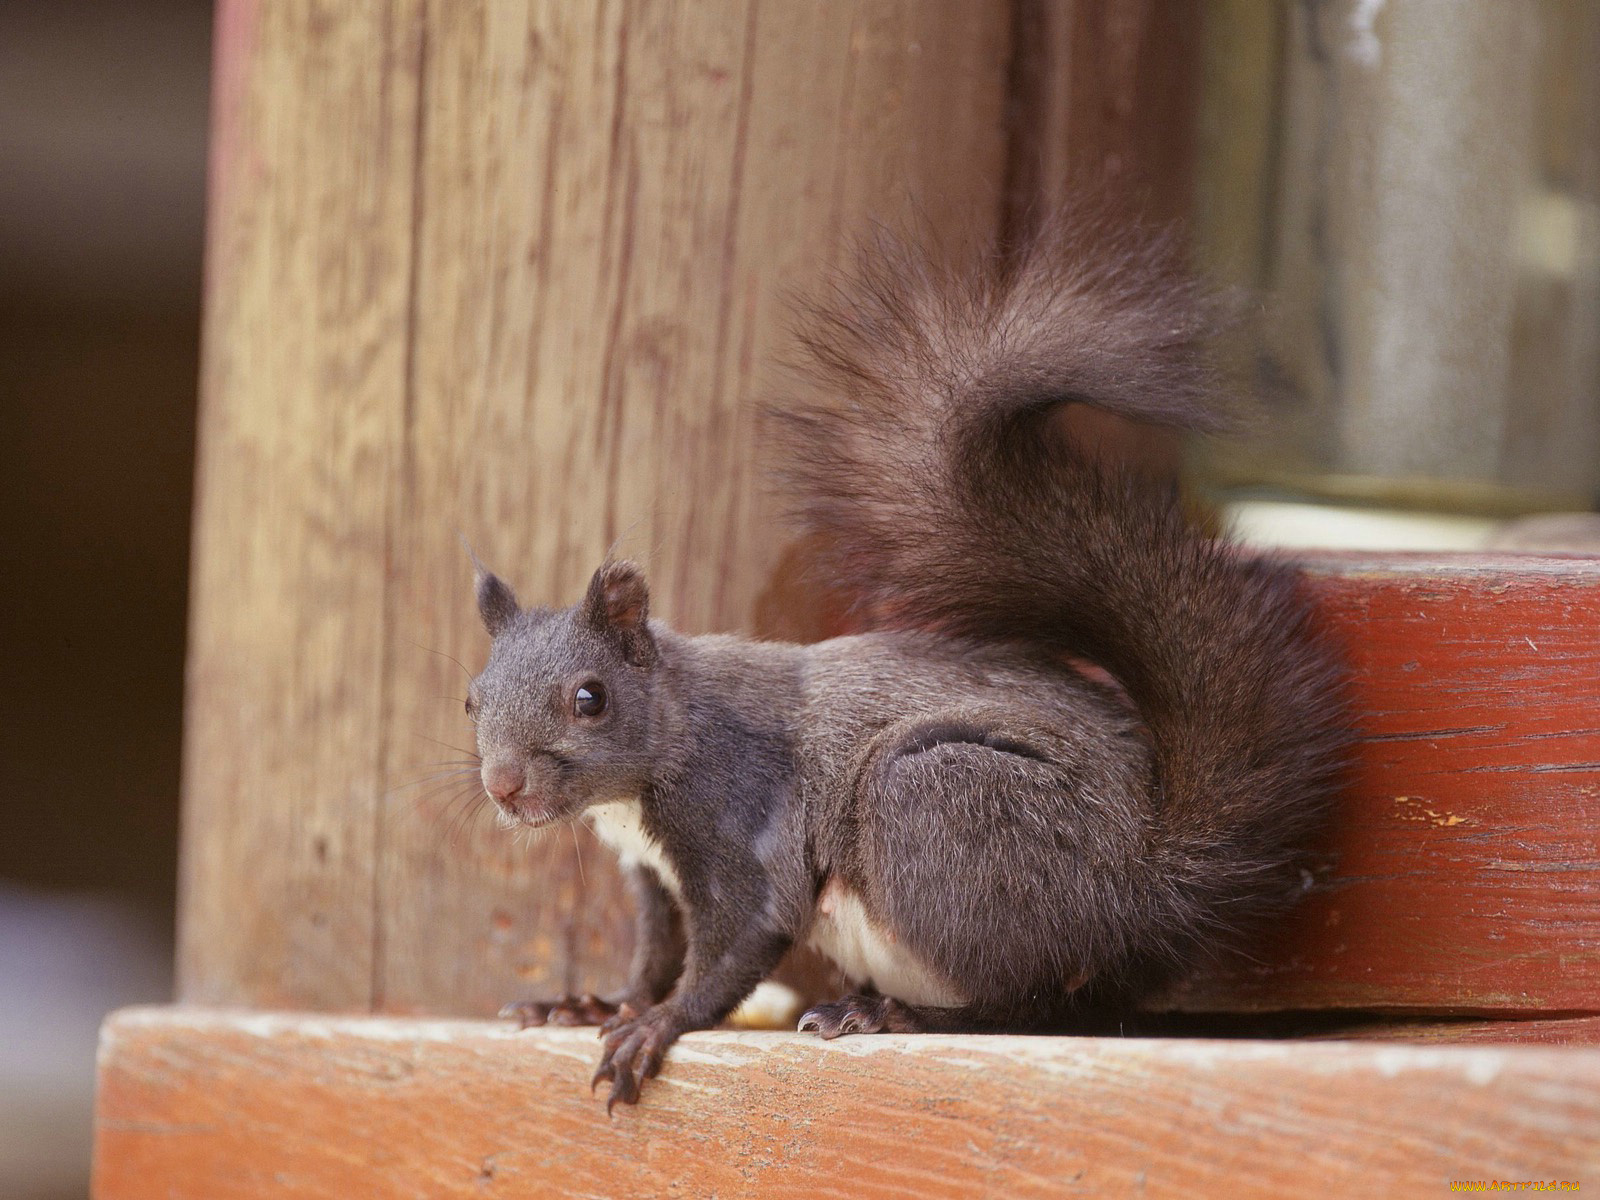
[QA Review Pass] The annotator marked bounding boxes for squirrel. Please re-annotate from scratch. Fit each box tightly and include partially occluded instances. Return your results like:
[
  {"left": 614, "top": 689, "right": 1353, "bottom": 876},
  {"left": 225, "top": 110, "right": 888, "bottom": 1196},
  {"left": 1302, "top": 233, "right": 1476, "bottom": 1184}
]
[{"left": 466, "top": 213, "right": 1350, "bottom": 1110}]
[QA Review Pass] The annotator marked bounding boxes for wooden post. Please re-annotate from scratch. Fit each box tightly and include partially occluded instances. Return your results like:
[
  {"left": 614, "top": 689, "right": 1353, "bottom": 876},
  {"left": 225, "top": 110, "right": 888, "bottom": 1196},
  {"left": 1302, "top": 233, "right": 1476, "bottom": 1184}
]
[
  {"left": 179, "top": 1, "right": 426, "bottom": 1011},
  {"left": 179, "top": 0, "right": 1015, "bottom": 1014},
  {"left": 1005, "top": 0, "right": 1202, "bottom": 235}
]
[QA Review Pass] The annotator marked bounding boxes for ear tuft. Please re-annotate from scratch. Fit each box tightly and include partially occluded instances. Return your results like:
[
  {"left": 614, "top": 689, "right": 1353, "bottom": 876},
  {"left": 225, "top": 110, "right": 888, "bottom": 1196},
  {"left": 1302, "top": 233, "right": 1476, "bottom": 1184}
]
[
  {"left": 583, "top": 560, "right": 657, "bottom": 666},
  {"left": 476, "top": 570, "right": 520, "bottom": 638},
  {"left": 584, "top": 560, "right": 650, "bottom": 630}
]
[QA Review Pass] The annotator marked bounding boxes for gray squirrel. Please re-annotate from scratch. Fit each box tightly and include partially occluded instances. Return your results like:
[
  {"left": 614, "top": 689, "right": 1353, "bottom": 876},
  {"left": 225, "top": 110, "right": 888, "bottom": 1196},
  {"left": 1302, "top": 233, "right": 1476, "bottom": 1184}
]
[{"left": 465, "top": 215, "right": 1350, "bottom": 1109}]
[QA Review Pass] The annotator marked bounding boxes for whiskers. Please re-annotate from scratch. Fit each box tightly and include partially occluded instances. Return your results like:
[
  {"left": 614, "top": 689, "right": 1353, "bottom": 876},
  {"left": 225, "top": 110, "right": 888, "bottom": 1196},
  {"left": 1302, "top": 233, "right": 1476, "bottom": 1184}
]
[
  {"left": 388, "top": 756, "right": 493, "bottom": 844},
  {"left": 506, "top": 820, "right": 562, "bottom": 854},
  {"left": 569, "top": 822, "right": 587, "bottom": 889},
  {"left": 393, "top": 640, "right": 497, "bottom": 841},
  {"left": 412, "top": 640, "right": 475, "bottom": 682}
]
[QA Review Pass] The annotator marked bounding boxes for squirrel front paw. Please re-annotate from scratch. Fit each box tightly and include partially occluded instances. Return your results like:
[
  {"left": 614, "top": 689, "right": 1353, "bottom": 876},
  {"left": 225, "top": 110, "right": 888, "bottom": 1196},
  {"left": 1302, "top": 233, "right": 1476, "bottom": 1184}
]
[
  {"left": 499, "top": 993, "right": 629, "bottom": 1028},
  {"left": 590, "top": 1004, "right": 684, "bottom": 1111}
]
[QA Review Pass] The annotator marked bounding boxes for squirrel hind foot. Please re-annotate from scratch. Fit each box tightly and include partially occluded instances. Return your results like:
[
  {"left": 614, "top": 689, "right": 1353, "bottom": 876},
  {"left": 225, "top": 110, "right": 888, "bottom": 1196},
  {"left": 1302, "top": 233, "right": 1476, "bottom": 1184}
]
[
  {"left": 500, "top": 993, "right": 624, "bottom": 1028},
  {"left": 797, "top": 994, "right": 920, "bottom": 1038},
  {"left": 798, "top": 994, "right": 1030, "bottom": 1037}
]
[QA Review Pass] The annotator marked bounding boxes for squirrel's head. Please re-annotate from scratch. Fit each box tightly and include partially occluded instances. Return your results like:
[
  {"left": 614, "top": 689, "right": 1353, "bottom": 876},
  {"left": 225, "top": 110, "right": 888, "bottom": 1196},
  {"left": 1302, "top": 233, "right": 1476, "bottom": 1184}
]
[{"left": 466, "top": 559, "right": 663, "bottom": 829}]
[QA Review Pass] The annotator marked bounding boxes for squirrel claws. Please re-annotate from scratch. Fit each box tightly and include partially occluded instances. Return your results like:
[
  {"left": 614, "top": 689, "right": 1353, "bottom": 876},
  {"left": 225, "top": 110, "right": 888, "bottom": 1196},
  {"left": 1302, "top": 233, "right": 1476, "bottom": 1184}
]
[
  {"left": 592, "top": 1007, "right": 679, "bottom": 1111},
  {"left": 501, "top": 992, "right": 624, "bottom": 1029},
  {"left": 598, "top": 1001, "right": 643, "bottom": 1036},
  {"left": 506, "top": 994, "right": 674, "bottom": 1107},
  {"left": 798, "top": 994, "right": 902, "bottom": 1039}
]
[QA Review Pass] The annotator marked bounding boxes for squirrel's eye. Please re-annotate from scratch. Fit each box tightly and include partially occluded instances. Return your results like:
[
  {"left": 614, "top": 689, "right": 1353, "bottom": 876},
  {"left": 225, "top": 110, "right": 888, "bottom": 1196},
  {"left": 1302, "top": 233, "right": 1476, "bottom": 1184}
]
[
  {"left": 464, "top": 696, "right": 477, "bottom": 721},
  {"left": 574, "top": 681, "right": 607, "bottom": 718}
]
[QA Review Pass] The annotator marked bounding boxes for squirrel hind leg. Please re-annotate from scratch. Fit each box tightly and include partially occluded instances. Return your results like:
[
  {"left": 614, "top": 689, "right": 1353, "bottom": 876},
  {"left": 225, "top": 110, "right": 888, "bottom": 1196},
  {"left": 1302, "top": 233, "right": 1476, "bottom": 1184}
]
[
  {"left": 895, "top": 719, "right": 1055, "bottom": 764},
  {"left": 853, "top": 710, "right": 1158, "bottom": 1012}
]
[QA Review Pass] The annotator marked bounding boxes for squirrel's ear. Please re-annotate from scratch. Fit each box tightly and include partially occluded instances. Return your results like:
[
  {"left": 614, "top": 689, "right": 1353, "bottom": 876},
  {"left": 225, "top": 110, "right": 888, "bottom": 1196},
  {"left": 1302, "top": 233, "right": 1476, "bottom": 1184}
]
[
  {"left": 583, "top": 560, "right": 657, "bottom": 667},
  {"left": 476, "top": 570, "right": 520, "bottom": 638}
]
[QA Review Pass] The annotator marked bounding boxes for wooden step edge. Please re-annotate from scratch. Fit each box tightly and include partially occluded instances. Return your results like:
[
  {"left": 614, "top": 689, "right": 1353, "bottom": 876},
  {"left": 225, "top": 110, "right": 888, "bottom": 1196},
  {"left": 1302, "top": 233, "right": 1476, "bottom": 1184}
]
[
  {"left": 1294, "top": 550, "right": 1600, "bottom": 578},
  {"left": 1098, "top": 1009, "right": 1600, "bottom": 1044},
  {"left": 94, "top": 1006, "right": 1599, "bottom": 1199},
  {"left": 1309, "top": 1014, "right": 1600, "bottom": 1045}
]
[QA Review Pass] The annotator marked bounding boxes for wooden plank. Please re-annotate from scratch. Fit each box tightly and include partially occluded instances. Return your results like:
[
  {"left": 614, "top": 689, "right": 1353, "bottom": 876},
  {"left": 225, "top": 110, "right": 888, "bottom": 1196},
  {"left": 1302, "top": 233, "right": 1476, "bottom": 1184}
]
[
  {"left": 1315, "top": 1015, "right": 1600, "bottom": 1046},
  {"left": 93, "top": 1007, "right": 1600, "bottom": 1199},
  {"left": 1171, "top": 553, "right": 1600, "bottom": 1013},
  {"left": 375, "top": 0, "right": 1012, "bottom": 1015},
  {"left": 177, "top": 0, "right": 423, "bottom": 1008}
]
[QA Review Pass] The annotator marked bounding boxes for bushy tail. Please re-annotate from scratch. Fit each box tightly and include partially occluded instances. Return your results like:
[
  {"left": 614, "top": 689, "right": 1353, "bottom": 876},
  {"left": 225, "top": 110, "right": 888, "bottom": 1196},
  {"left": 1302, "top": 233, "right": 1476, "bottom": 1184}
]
[{"left": 775, "top": 213, "right": 1349, "bottom": 942}]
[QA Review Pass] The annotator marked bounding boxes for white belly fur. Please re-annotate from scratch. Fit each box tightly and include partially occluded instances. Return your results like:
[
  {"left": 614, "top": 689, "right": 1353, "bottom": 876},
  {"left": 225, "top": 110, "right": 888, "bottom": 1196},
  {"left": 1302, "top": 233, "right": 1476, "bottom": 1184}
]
[
  {"left": 587, "top": 806, "right": 964, "bottom": 1008},
  {"left": 585, "top": 800, "right": 682, "bottom": 896},
  {"left": 805, "top": 878, "right": 967, "bottom": 1007}
]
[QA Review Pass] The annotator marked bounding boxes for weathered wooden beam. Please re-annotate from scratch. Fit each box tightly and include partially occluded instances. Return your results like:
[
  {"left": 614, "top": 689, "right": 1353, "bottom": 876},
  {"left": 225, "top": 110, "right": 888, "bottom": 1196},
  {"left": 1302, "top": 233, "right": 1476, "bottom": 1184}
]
[
  {"left": 178, "top": 0, "right": 424, "bottom": 1010},
  {"left": 93, "top": 1007, "right": 1600, "bottom": 1199},
  {"left": 1004, "top": 0, "right": 1205, "bottom": 475},
  {"left": 181, "top": 0, "right": 1014, "bottom": 1016}
]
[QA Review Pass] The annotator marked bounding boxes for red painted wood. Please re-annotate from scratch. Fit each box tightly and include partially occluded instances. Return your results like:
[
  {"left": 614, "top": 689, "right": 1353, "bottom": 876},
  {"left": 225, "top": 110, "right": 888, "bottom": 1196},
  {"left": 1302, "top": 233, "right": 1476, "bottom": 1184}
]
[
  {"left": 1323, "top": 1015, "right": 1600, "bottom": 1045},
  {"left": 1171, "top": 553, "right": 1600, "bottom": 1012}
]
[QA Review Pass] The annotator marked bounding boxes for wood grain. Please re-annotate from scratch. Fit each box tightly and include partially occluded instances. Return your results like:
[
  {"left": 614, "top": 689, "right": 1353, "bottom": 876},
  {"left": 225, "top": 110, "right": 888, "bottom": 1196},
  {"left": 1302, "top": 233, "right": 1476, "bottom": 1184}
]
[
  {"left": 1171, "top": 553, "right": 1600, "bottom": 1013},
  {"left": 92, "top": 1007, "right": 1600, "bottom": 1199},
  {"left": 178, "top": 0, "right": 423, "bottom": 1008},
  {"left": 375, "top": 0, "right": 1012, "bottom": 1015},
  {"left": 179, "top": 0, "right": 1017, "bottom": 1015}
]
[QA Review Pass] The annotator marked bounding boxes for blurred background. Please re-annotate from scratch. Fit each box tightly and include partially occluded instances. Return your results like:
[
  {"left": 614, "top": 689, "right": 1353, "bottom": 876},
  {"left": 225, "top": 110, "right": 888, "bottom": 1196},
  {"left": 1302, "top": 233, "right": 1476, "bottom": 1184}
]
[
  {"left": 1193, "top": 0, "right": 1600, "bottom": 551},
  {"left": 1, "top": 2, "right": 209, "bottom": 1196},
  {"left": 1, "top": 2, "right": 1597, "bottom": 1197}
]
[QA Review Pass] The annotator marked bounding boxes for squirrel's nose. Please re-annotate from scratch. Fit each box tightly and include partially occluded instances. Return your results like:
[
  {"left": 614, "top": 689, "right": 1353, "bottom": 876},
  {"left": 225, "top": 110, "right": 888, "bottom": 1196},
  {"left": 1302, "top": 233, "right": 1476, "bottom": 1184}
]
[{"left": 482, "top": 763, "right": 526, "bottom": 802}]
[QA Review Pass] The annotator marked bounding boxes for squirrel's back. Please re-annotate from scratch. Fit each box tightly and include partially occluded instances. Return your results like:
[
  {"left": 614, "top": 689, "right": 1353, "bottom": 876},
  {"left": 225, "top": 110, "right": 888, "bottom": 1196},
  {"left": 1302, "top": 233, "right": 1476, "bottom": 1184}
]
[{"left": 775, "top": 210, "right": 1350, "bottom": 978}]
